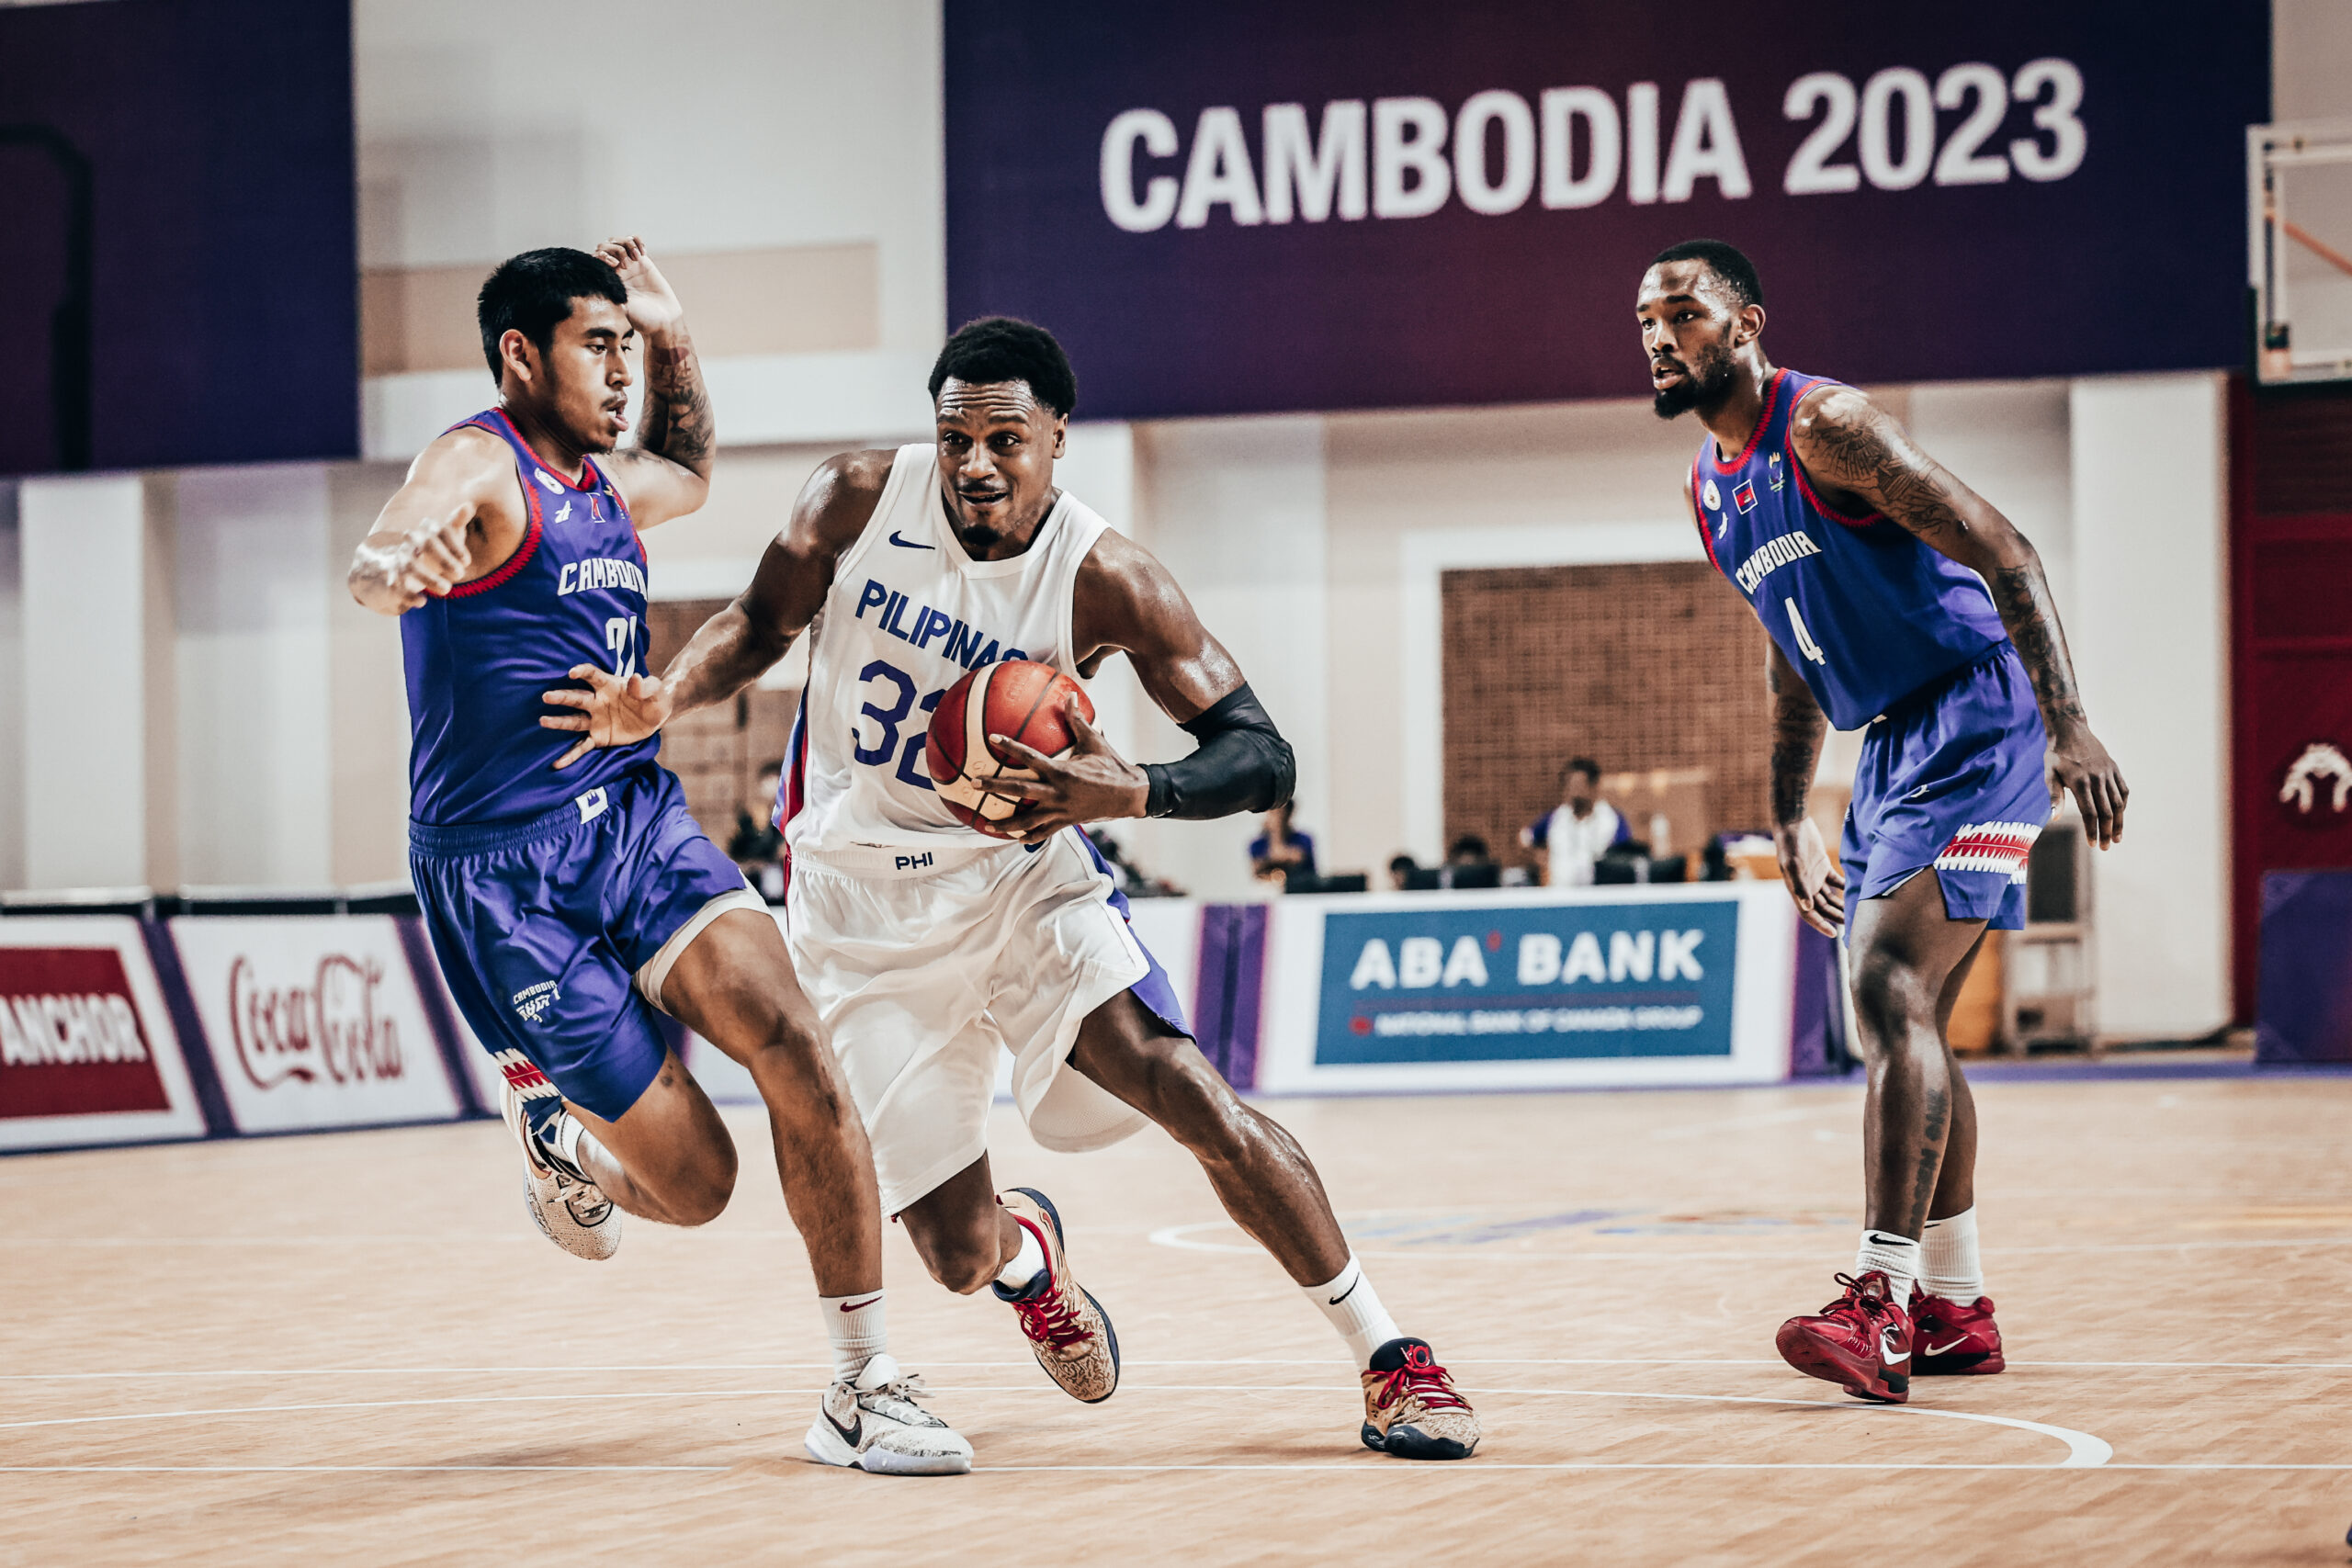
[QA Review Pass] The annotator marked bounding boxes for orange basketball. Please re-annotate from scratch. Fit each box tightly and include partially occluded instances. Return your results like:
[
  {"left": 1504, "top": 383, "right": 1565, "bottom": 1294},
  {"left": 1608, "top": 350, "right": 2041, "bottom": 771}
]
[{"left": 925, "top": 659, "right": 1094, "bottom": 839}]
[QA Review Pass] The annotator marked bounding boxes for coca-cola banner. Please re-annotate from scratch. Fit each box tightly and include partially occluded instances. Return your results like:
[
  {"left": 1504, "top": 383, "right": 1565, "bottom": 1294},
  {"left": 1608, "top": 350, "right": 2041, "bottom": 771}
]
[
  {"left": 169, "top": 917, "right": 464, "bottom": 1134},
  {"left": 944, "top": 0, "right": 2267, "bottom": 419},
  {"left": 0, "top": 918, "right": 208, "bottom": 1151}
]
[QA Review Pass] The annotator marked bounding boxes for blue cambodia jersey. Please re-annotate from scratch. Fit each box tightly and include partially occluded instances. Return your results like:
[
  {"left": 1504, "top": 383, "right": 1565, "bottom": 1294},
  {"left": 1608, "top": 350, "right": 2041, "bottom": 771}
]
[
  {"left": 401, "top": 409, "right": 656, "bottom": 825},
  {"left": 1690, "top": 367, "right": 2007, "bottom": 729}
]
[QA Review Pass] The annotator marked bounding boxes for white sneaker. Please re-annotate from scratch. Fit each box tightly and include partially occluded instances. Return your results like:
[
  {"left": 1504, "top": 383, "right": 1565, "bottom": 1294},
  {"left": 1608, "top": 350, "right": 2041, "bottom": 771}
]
[
  {"left": 500, "top": 1080, "right": 620, "bottom": 1260},
  {"left": 803, "top": 1354, "right": 973, "bottom": 1476}
]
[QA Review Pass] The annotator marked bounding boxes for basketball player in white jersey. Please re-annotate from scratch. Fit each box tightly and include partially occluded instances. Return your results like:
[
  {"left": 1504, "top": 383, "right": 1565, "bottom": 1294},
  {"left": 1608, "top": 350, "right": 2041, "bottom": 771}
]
[{"left": 543, "top": 318, "right": 1479, "bottom": 1461}]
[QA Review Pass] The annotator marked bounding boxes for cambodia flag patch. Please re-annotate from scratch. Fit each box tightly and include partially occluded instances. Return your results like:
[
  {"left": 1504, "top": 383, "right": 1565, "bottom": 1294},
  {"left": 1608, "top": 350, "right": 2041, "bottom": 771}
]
[{"left": 1732, "top": 480, "right": 1758, "bottom": 513}]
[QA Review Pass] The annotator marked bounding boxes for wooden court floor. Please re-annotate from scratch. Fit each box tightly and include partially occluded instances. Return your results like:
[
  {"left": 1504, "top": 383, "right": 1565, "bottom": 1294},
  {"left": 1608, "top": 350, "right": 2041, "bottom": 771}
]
[{"left": 6, "top": 1065, "right": 2350, "bottom": 1566}]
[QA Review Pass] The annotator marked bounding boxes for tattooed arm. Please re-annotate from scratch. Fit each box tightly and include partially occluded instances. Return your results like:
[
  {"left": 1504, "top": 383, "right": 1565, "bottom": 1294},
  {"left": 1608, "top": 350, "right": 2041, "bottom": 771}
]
[
  {"left": 1767, "top": 637, "right": 1846, "bottom": 935},
  {"left": 1788, "top": 385, "right": 2128, "bottom": 848},
  {"left": 594, "top": 236, "right": 714, "bottom": 528}
]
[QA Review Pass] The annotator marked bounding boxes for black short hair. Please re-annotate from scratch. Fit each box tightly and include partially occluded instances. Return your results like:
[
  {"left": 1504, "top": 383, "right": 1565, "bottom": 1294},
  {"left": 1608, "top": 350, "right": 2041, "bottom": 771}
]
[
  {"left": 929, "top": 316, "right": 1078, "bottom": 417},
  {"left": 477, "top": 248, "right": 628, "bottom": 379},
  {"left": 1387, "top": 853, "right": 1419, "bottom": 874},
  {"left": 1563, "top": 757, "right": 1603, "bottom": 784},
  {"left": 1651, "top": 239, "right": 1763, "bottom": 311}
]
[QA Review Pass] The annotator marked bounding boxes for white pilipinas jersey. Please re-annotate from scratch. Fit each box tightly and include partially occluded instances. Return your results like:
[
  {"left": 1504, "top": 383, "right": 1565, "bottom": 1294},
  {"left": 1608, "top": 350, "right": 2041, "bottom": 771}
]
[{"left": 786, "top": 444, "right": 1109, "bottom": 859}]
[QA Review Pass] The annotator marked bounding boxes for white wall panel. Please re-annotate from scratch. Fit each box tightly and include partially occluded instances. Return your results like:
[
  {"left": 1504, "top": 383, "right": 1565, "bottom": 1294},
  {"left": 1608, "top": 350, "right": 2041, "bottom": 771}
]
[
  {"left": 20, "top": 475, "right": 148, "bottom": 890},
  {"left": 174, "top": 465, "right": 334, "bottom": 889},
  {"left": 2068, "top": 373, "right": 2231, "bottom": 1038}
]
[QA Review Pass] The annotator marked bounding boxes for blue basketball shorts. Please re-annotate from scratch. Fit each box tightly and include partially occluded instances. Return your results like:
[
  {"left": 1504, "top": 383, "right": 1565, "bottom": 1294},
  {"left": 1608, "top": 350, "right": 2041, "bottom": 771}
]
[
  {"left": 410, "top": 764, "right": 759, "bottom": 1129},
  {"left": 1841, "top": 645, "right": 2051, "bottom": 931}
]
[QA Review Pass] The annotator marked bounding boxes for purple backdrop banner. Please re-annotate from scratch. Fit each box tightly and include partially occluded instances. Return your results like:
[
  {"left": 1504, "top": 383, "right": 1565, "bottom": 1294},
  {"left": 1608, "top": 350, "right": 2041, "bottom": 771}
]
[
  {"left": 0, "top": 0, "right": 356, "bottom": 477},
  {"left": 944, "top": 1, "right": 2268, "bottom": 421}
]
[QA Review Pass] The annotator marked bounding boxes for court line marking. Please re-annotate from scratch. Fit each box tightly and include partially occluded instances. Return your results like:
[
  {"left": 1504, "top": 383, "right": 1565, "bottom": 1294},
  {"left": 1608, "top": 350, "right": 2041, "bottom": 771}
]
[
  {"left": 6, "top": 1463, "right": 2349, "bottom": 1477},
  {"left": 1147, "top": 1224, "right": 2352, "bottom": 1261},
  {"left": 0, "top": 1383, "right": 2111, "bottom": 1468},
  {"left": 8, "top": 1357, "right": 2351, "bottom": 1382}
]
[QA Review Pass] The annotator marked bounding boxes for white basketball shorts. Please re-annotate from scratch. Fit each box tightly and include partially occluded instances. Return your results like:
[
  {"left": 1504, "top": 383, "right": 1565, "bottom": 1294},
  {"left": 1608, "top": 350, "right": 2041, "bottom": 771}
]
[{"left": 783, "top": 829, "right": 1176, "bottom": 1215}]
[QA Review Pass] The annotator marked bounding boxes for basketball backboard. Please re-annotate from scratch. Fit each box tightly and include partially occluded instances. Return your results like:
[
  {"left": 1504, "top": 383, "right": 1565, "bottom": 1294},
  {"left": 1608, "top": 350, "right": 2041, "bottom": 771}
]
[{"left": 2250, "top": 119, "right": 2352, "bottom": 386}]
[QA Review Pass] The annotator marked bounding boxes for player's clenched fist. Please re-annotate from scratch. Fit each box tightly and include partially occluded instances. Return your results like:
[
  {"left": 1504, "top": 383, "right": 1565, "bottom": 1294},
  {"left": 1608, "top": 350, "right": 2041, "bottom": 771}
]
[{"left": 379, "top": 510, "right": 473, "bottom": 609}]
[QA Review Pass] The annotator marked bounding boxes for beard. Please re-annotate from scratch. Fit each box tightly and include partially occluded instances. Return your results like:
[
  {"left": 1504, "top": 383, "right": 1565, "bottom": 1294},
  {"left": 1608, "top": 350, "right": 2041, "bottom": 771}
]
[{"left": 1651, "top": 339, "right": 1737, "bottom": 419}]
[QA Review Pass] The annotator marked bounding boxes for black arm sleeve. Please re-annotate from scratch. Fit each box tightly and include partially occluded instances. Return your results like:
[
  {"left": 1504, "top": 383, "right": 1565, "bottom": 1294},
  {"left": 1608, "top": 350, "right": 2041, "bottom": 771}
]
[{"left": 1140, "top": 682, "right": 1295, "bottom": 820}]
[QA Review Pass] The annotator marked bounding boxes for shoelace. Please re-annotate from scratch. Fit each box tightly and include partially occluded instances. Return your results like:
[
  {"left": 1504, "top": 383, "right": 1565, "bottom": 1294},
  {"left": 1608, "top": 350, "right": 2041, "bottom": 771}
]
[
  {"left": 1370, "top": 1355, "right": 1470, "bottom": 1416},
  {"left": 1820, "top": 1271, "right": 1895, "bottom": 1325},
  {"left": 863, "top": 1374, "right": 945, "bottom": 1427},
  {"left": 1010, "top": 1280, "right": 1093, "bottom": 1350},
  {"left": 550, "top": 1170, "right": 612, "bottom": 1224}
]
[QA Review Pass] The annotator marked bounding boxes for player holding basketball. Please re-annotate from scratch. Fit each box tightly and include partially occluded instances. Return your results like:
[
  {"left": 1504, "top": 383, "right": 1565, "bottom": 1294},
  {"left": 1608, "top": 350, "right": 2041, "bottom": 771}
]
[
  {"left": 347, "top": 241, "right": 968, "bottom": 1474},
  {"left": 545, "top": 317, "right": 1479, "bottom": 1461},
  {"left": 1637, "top": 240, "right": 2127, "bottom": 1404}
]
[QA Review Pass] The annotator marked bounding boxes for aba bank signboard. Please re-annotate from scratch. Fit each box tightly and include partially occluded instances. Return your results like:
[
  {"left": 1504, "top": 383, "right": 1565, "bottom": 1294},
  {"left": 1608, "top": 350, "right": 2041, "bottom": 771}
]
[
  {"left": 1319, "top": 900, "right": 1738, "bottom": 1065},
  {"left": 170, "top": 918, "right": 464, "bottom": 1134},
  {"left": 0, "top": 918, "right": 208, "bottom": 1151},
  {"left": 944, "top": 0, "right": 2268, "bottom": 419},
  {"left": 1254, "top": 884, "right": 1798, "bottom": 1092}
]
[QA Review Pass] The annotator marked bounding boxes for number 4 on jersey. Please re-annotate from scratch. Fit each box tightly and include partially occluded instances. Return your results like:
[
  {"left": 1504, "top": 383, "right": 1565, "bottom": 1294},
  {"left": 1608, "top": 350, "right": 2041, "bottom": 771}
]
[{"left": 1785, "top": 598, "right": 1827, "bottom": 666}]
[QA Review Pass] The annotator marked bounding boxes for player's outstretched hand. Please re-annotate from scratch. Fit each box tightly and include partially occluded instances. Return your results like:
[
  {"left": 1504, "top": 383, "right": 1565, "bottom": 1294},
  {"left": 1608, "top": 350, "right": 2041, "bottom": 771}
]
[
  {"left": 541, "top": 665, "right": 674, "bottom": 770},
  {"left": 977, "top": 708, "right": 1149, "bottom": 840},
  {"left": 594, "top": 235, "right": 684, "bottom": 337},
  {"left": 1772, "top": 816, "right": 1847, "bottom": 938},
  {"left": 2047, "top": 725, "right": 2127, "bottom": 850}
]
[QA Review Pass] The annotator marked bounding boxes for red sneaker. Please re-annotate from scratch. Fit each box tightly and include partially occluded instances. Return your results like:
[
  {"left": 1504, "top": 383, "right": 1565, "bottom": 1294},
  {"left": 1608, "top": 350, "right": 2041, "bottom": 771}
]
[
  {"left": 1910, "top": 1291, "right": 2005, "bottom": 1376},
  {"left": 1775, "top": 1270, "right": 1912, "bottom": 1404}
]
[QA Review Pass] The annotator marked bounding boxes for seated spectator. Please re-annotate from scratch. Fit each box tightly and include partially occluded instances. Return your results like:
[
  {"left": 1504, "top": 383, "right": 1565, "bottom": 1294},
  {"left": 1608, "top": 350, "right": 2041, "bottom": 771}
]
[
  {"left": 1521, "top": 757, "right": 1630, "bottom": 888},
  {"left": 1443, "top": 833, "right": 1500, "bottom": 889},
  {"left": 731, "top": 760, "right": 788, "bottom": 900},
  {"left": 1250, "top": 802, "right": 1318, "bottom": 885},
  {"left": 1088, "top": 828, "right": 1184, "bottom": 897},
  {"left": 1386, "top": 852, "right": 1419, "bottom": 891}
]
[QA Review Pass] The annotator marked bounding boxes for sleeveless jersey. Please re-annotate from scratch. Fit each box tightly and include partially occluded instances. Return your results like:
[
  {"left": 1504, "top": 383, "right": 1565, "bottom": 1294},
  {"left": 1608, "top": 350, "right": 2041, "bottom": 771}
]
[
  {"left": 1690, "top": 367, "right": 2007, "bottom": 730},
  {"left": 402, "top": 409, "right": 656, "bottom": 826},
  {"left": 780, "top": 444, "right": 1109, "bottom": 859}
]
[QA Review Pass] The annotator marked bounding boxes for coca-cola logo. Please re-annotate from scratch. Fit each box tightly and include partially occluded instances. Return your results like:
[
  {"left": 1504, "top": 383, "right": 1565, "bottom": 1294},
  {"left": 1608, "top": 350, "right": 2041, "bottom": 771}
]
[{"left": 228, "top": 953, "right": 403, "bottom": 1091}]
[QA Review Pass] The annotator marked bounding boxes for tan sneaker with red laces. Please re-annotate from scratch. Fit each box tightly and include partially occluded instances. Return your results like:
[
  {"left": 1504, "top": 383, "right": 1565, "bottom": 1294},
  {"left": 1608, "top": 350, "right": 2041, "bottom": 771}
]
[
  {"left": 1361, "top": 1337, "right": 1480, "bottom": 1460},
  {"left": 992, "top": 1187, "right": 1120, "bottom": 1403}
]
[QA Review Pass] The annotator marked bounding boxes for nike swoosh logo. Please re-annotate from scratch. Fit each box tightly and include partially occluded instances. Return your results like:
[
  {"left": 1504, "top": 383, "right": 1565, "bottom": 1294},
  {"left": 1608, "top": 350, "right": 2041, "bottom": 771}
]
[
  {"left": 824, "top": 1408, "right": 862, "bottom": 1447},
  {"left": 1881, "top": 1335, "right": 1911, "bottom": 1365},
  {"left": 888, "top": 531, "right": 934, "bottom": 549},
  {"left": 1925, "top": 1337, "right": 1967, "bottom": 1358},
  {"left": 840, "top": 1295, "right": 884, "bottom": 1314},
  {"left": 1329, "top": 1279, "right": 1361, "bottom": 1307}
]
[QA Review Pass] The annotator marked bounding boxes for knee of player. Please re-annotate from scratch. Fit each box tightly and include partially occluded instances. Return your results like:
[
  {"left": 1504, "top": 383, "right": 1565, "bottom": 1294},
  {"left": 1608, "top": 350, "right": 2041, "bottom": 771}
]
[
  {"left": 918, "top": 1231, "right": 1004, "bottom": 1295},
  {"left": 667, "top": 1144, "right": 740, "bottom": 1226},
  {"left": 1147, "top": 1051, "right": 1250, "bottom": 1155},
  {"left": 1851, "top": 949, "right": 1936, "bottom": 1034},
  {"left": 743, "top": 1026, "right": 833, "bottom": 1097}
]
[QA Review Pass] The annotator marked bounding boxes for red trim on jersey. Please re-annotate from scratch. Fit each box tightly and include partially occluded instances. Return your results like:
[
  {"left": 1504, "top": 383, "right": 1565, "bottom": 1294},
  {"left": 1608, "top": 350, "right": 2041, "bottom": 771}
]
[
  {"left": 1690, "top": 453, "right": 1724, "bottom": 574},
  {"left": 1785, "top": 429, "right": 1886, "bottom": 529},
  {"left": 773, "top": 695, "right": 809, "bottom": 902},
  {"left": 447, "top": 518, "right": 541, "bottom": 597},
  {"left": 1711, "top": 367, "right": 1786, "bottom": 473},
  {"left": 492, "top": 408, "right": 593, "bottom": 491}
]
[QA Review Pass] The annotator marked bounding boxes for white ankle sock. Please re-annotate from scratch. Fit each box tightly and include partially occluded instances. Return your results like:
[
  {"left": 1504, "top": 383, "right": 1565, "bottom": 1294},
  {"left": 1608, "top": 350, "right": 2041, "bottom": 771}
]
[
  {"left": 1853, "top": 1230, "right": 1923, "bottom": 1304},
  {"left": 820, "top": 1291, "right": 888, "bottom": 1383},
  {"left": 543, "top": 1112, "right": 590, "bottom": 1176},
  {"left": 995, "top": 1224, "right": 1046, "bottom": 1292},
  {"left": 1303, "top": 1257, "right": 1401, "bottom": 1370},
  {"left": 1921, "top": 1209, "right": 1984, "bottom": 1302}
]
